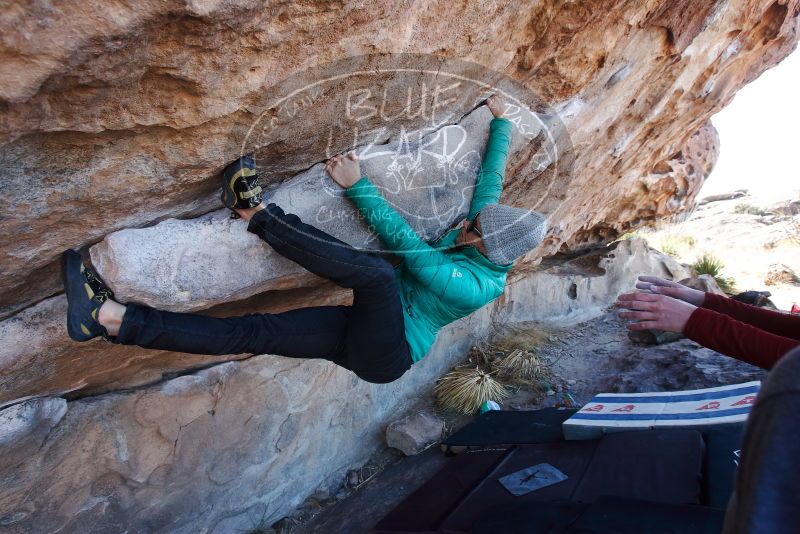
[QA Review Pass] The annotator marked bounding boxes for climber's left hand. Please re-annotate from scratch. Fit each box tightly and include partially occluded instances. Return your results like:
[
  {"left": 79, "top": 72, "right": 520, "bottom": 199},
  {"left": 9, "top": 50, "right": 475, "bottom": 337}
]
[
  {"left": 326, "top": 152, "right": 361, "bottom": 189},
  {"left": 614, "top": 291, "right": 697, "bottom": 333}
]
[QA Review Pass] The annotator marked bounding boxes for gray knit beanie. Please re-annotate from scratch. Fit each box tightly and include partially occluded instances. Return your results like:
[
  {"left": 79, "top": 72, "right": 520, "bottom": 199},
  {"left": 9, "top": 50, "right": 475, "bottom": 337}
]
[{"left": 479, "top": 204, "right": 548, "bottom": 265}]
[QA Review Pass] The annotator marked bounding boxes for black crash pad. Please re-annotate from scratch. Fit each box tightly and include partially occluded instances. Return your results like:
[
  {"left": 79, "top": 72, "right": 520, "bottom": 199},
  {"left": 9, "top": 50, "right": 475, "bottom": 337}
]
[
  {"left": 376, "top": 428, "right": 706, "bottom": 533},
  {"left": 442, "top": 408, "right": 578, "bottom": 450},
  {"left": 442, "top": 408, "right": 743, "bottom": 508},
  {"left": 468, "top": 496, "right": 725, "bottom": 534}
]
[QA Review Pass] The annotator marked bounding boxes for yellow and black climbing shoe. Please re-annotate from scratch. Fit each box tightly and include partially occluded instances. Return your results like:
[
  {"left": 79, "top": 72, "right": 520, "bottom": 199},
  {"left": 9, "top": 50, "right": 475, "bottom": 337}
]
[
  {"left": 62, "top": 249, "right": 115, "bottom": 342},
  {"left": 220, "top": 155, "right": 263, "bottom": 219}
]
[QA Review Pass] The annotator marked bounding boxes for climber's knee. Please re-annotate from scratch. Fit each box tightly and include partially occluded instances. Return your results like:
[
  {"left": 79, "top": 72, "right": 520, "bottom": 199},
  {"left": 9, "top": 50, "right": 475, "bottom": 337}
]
[
  {"left": 358, "top": 372, "right": 399, "bottom": 385},
  {"left": 356, "top": 363, "right": 410, "bottom": 384},
  {"left": 360, "top": 255, "right": 396, "bottom": 286},
  {"left": 262, "top": 203, "right": 299, "bottom": 229}
]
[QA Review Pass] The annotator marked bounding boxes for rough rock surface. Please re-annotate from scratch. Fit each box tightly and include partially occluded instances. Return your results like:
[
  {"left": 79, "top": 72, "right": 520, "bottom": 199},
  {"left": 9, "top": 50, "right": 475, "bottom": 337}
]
[
  {"left": 1, "top": 240, "right": 687, "bottom": 532},
  {"left": 386, "top": 411, "right": 445, "bottom": 456}
]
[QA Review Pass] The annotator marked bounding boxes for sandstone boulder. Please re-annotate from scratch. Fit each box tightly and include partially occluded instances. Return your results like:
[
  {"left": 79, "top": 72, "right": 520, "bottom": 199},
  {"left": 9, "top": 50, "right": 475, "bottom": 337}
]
[
  {"left": 680, "top": 274, "right": 727, "bottom": 295},
  {"left": 0, "top": 239, "right": 690, "bottom": 532}
]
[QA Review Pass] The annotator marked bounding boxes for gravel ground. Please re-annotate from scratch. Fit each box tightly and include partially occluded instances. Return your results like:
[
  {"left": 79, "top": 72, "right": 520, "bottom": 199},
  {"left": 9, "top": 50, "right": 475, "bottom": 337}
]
[{"left": 496, "top": 309, "right": 766, "bottom": 410}]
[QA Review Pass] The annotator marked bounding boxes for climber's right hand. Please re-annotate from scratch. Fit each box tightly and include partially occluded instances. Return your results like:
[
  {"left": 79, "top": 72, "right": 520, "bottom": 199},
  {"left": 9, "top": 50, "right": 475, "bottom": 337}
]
[
  {"left": 486, "top": 94, "right": 507, "bottom": 118},
  {"left": 635, "top": 275, "right": 706, "bottom": 306},
  {"left": 326, "top": 152, "right": 362, "bottom": 189}
]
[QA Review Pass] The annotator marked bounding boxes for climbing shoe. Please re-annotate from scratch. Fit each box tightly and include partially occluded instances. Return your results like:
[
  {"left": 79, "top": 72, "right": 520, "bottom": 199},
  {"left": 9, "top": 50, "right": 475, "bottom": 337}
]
[
  {"left": 62, "top": 249, "right": 115, "bottom": 342},
  {"left": 220, "top": 155, "right": 263, "bottom": 219}
]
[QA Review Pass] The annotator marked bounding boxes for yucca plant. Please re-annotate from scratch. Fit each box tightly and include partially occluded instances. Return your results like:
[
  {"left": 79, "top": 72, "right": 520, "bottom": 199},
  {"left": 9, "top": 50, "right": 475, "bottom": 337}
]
[
  {"left": 492, "top": 349, "right": 549, "bottom": 381},
  {"left": 692, "top": 253, "right": 737, "bottom": 294},
  {"left": 434, "top": 367, "right": 509, "bottom": 414}
]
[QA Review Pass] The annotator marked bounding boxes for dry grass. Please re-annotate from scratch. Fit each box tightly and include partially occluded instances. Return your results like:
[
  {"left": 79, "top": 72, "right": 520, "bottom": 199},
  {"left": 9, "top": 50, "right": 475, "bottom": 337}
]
[
  {"left": 487, "top": 327, "right": 553, "bottom": 355},
  {"left": 434, "top": 367, "right": 509, "bottom": 415},
  {"left": 651, "top": 232, "right": 696, "bottom": 258},
  {"left": 434, "top": 328, "right": 554, "bottom": 414},
  {"left": 491, "top": 348, "right": 549, "bottom": 381}
]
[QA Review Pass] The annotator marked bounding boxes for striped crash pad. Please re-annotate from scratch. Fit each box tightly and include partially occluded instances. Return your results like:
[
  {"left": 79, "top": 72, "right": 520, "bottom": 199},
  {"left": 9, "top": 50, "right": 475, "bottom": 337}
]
[{"left": 563, "top": 381, "right": 760, "bottom": 440}]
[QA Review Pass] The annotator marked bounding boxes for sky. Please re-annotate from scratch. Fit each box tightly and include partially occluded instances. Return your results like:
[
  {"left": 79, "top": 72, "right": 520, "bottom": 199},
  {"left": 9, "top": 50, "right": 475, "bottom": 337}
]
[{"left": 702, "top": 46, "right": 800, "bottom": 202}]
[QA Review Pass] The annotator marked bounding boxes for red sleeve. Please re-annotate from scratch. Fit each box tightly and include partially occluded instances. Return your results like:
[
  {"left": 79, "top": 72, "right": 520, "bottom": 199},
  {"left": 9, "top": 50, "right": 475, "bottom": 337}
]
[
  {"left": 684, "top": 307, "right": 799, "bottom": 370},
  {"left": 701, "top": 292, "right": 800, "bottom": 341}
]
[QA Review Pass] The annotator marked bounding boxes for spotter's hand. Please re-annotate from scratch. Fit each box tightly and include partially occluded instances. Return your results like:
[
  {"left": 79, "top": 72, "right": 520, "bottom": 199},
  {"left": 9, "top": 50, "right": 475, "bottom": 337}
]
[
  {"left": 635, "top": 275, "right": 706, "bottom": 306},
  {"left": 614, "top": 291, "right": 697, "bottom": 334}
]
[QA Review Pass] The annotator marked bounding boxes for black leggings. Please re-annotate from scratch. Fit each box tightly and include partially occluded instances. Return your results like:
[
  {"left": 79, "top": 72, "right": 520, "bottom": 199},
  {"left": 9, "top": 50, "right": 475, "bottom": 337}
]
[{"left": 114, "top": 203, "right": 413, "bottom": 384}]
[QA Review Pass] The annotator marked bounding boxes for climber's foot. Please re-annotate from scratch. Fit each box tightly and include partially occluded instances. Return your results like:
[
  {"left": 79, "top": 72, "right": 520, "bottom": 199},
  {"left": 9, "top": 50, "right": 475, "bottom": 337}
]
[
  {"left": 221, "top": 155, "right": 264, "bottom": 219},
  {"left": 62, "top": 249, "right": 116, "bottom": 342}
]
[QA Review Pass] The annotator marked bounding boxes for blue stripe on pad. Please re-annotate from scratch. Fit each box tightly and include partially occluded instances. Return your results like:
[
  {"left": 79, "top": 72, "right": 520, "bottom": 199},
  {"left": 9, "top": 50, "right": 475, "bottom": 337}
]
[{"left": 570, "top": 407, "right": 752, "bottom": 421}]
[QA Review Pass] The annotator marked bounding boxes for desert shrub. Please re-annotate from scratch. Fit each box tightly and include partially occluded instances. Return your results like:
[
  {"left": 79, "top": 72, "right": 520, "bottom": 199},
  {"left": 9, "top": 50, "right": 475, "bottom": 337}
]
[
  {"left": 654, "top": 233, "right": 696, "bottom": 258},
  {"left": 733, "top": 203, "right": 771, "bottom": 216},
  {"left": 692, "top": 253, "right": 737, "bottom": 294},
  {"left": 765, "top": 263, "right": 800, "bottom": 286},
  {"left": 660, "top": 242, "right": 679, "bottom": 257}
]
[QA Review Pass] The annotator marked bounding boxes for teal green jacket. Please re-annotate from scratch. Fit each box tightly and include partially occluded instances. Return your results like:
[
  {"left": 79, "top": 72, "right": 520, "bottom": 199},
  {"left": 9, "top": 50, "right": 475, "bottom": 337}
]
[{"left": 345, "top": 117, "right": 514, "bottom": 363}]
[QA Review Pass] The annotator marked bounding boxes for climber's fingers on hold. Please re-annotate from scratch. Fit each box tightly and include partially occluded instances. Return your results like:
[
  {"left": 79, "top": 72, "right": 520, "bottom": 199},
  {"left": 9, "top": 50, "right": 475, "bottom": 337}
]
[{"left": 347, "top": 152, "right": 358, "bottom": 161}]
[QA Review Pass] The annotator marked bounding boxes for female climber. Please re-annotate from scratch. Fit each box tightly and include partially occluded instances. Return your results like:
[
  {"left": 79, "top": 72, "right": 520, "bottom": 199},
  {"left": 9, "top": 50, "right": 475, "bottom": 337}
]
[{"left": 62, "top": 95, "right": 548, "bottom": 384}]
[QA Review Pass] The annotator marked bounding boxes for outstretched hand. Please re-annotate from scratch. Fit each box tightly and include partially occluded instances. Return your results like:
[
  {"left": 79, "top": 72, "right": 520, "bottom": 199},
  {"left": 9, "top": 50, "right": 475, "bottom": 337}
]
[
  {"left": 326, "top": 152, "right": 361, "bottom": 189},
  {"left": 486, "top": 94, "right": 507, "bottom": 118},
  {"left": 635, "top": 275, "right": 706, "bottom": 306},
  {"left": 614, "top": 291, "right": 697, "bottom": 333}
]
